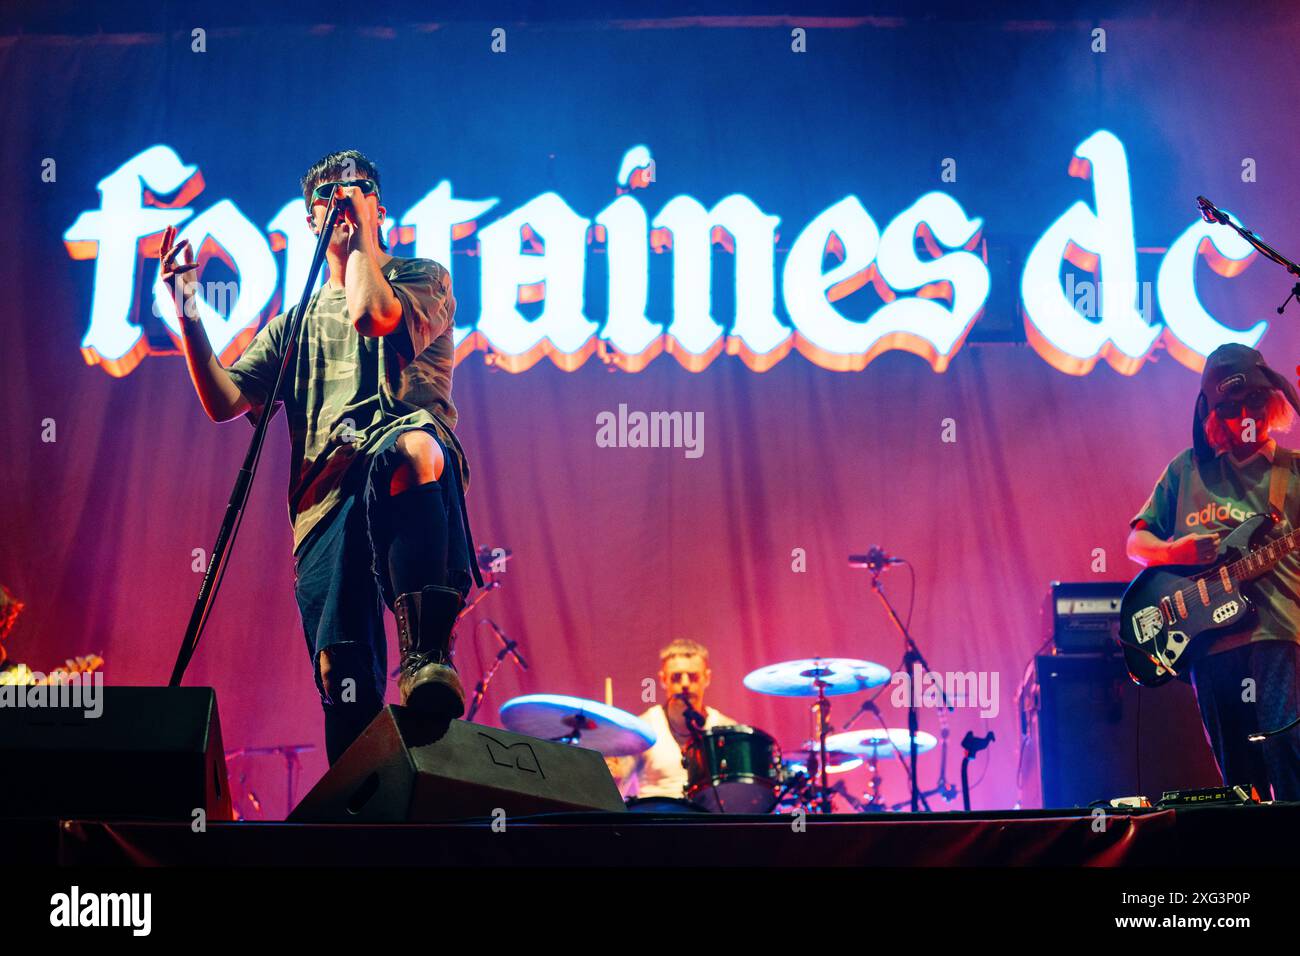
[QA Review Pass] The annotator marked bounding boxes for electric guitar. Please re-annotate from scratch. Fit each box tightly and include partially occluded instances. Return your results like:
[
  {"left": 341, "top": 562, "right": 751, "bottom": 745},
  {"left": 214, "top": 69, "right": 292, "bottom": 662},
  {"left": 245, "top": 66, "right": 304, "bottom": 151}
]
[{"left": 1118, "top": 513, "right": 1299, "bottom": 687}]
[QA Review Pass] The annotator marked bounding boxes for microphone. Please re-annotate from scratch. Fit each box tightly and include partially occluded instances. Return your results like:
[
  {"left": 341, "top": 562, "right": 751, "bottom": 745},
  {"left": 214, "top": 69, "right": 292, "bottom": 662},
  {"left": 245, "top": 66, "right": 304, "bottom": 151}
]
[
  {"left": 677, "top": 689, "right": 706, "bottom": 730},
  {"left": 484, "top": 619, "right": 529, "bottom": 671},
  {"left": 848, "top": 546, "right": 904, "bottom": 571},
  {"left": 1197, "top": 195, "right": 1229, "bottom": 225}
]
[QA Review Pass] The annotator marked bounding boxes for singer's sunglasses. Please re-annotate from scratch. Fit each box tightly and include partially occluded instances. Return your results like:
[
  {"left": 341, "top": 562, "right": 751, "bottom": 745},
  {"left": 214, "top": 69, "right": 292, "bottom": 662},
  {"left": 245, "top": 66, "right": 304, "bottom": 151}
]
[
  {"left": 1214, "top": 388, "right": 1271, "bottom": 419},
  {"left": 309, "top": 178, "right": 380, "bottom": 206}
]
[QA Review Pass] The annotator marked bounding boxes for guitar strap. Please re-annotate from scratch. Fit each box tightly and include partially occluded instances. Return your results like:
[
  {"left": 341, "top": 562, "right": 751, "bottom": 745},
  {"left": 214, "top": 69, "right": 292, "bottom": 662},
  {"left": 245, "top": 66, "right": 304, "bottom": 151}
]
[{"left": 1269, "top": 446, "right": 1292, "bottom": 526}]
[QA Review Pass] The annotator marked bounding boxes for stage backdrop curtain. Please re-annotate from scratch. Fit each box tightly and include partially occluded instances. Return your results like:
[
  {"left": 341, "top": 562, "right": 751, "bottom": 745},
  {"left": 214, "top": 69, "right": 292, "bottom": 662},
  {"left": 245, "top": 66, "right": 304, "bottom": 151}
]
[{"left": 6, "top": 8, "right": 1300, "bottom": 810}]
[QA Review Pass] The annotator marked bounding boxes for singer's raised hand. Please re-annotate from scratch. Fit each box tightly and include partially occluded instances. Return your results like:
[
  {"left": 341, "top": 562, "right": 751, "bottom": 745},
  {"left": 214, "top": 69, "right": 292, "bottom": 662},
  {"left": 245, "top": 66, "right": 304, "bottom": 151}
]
[{"left": 159, "top": 224, "right": 201, "bottom": 323}]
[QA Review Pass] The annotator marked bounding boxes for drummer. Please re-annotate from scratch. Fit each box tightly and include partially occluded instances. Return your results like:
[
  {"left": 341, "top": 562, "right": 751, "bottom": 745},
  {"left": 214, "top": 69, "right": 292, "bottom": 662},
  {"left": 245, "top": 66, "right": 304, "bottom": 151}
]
[{"left": 607, "top": 639, "right": 740, "bottom": 799}]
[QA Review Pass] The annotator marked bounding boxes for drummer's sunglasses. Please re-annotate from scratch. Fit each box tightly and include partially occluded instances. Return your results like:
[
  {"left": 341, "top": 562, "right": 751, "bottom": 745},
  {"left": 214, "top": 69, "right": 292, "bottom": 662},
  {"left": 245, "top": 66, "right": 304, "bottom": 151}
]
[{"left": 310, "top": 178, "right": 379, "bottom": 205}]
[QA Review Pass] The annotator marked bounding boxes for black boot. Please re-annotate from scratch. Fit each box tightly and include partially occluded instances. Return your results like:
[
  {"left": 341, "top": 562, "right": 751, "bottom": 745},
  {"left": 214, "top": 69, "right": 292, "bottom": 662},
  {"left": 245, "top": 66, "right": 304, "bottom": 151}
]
[{"left": 394, "top": 584, "right": 466, "bottom": 718}]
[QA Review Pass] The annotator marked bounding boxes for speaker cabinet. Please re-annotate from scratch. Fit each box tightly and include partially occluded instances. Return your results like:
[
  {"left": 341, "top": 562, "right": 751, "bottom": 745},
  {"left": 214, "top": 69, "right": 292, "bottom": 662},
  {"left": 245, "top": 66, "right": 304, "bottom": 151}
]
[
  {"left": 0, "top": 685, "right": 232, "bottom": 821},
  {"left": 1033, "top": 653, "right": 1222, "bottom": 808},
  {"left": 289, "top": 707, "right": 626, "bottom": 822}
]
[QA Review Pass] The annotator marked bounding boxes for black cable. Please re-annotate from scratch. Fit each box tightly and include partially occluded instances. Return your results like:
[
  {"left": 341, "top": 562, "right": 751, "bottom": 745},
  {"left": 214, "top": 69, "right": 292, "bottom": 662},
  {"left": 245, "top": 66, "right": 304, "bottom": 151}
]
[
  {"left": 1135, "top": 678, "right": 1143, "bottom": 801},
  {"left": 1013, "top": 635, "right": 1054, "bottom": 806},
  {"left": 899, "top": 558, "right": 917, "bottom": 630}
]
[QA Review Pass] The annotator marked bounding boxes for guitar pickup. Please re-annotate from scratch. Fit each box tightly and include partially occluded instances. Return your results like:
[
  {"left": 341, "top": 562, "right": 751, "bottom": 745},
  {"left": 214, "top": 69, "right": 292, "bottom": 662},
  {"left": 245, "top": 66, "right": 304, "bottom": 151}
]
[{"left": 1159, "top": 596, "right": 1175, "bottom": 625}]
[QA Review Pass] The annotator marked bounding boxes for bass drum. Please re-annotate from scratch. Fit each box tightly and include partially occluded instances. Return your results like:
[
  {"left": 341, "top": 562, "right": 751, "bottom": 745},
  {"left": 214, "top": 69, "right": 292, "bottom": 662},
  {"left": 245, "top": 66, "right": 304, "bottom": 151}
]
[{"left": 682, "top": 726, "right": 782, "bottom": 813}]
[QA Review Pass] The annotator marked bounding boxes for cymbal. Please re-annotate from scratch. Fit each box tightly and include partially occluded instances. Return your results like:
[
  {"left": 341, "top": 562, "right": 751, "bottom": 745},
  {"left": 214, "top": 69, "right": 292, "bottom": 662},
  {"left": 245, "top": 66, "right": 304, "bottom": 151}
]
[
  {"left": 825, "top": 728, "right": 938, "bottom": 757},
  {"left": 743, "top": 657, "right": 890, "bottom": 697},
  {"left": 498, "top": 694, "right": 657, "bottom": 757},
  {"left": 783, "top": 742, "right": 863, "bottom": 775}
]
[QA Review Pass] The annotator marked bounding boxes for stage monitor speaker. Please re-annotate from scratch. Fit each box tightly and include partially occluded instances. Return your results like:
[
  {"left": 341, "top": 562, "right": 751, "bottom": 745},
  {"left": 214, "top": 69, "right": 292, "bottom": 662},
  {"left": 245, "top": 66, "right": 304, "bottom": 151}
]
[
  {"left": 0, "top": 685, "right": 232, "bottom": 821},
  {"left": 1034, "top": 653, "right": 1222, "bottom": 808},
  {"left": 289, "top": 707, "right": 626, "bottom": 822}
]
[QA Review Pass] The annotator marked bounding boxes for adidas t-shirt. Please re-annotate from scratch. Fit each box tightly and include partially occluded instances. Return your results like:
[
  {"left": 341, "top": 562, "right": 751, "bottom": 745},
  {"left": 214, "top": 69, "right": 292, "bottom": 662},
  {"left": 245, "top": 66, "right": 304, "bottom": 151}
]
[
  {"left": 1130, "top": 443, "right": 1300, "bottom": 653},
  {"left": 225, "top": 255, "right": 463, "bottom": 554}
]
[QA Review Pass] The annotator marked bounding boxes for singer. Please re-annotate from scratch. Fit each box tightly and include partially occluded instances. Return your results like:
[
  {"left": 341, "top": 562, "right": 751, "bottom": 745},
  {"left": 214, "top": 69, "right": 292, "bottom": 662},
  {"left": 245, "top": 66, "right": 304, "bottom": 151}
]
[{"left": 165, "top": 149, "right": 482, "bottom": 765}]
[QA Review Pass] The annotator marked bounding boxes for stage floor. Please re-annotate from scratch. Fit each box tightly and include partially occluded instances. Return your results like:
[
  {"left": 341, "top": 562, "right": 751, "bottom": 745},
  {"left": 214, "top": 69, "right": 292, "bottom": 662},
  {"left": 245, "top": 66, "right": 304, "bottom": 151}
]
[{"left": 8, "top": 803, "right": 1299, "bottom": 867}]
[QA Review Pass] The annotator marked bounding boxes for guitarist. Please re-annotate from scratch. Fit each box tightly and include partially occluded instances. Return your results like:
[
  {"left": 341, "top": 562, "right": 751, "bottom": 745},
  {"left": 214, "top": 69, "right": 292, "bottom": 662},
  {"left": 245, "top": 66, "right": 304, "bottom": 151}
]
[{"left": 1126, "top": 344, "right": 1300, "bottom": 801}]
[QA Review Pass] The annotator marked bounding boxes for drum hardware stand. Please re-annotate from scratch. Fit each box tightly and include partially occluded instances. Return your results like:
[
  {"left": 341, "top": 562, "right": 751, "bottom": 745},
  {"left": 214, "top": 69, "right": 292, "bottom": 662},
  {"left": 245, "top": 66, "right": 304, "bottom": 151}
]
[
  {"left": 853, "top": 697, "right": 930, "bottom": 811},
  {"left": 225, "top": 744, "right": 313, "bottom": 819},
  {"left": 932, "top": 694, "right": 958, "bottom": 807},
  {"left": 223, "top": 758, "right": 260, "bottom": 821},
  {"left": 863, "top": 555, "right": 954, "bottom": 812},
  {"left": 829, "top": 780, "right": 866, "bottom": 813},
  {"left": 809, "top": 678, "right": 834, "bottom": 813},
  {"left": 861, "top": 747, "right": 885, "bottom": 809},
  {"left": 838, "top": 693, "right": 885, "bottom": 807},
  {"left": 773, "top": 769, "right": 808, "bottom": 809},
  {"left": 550, "top": 708, "right": 598, "bottom": 746},
  {"left": 465, "top": 618, "right": 528, "bottom": 722}
]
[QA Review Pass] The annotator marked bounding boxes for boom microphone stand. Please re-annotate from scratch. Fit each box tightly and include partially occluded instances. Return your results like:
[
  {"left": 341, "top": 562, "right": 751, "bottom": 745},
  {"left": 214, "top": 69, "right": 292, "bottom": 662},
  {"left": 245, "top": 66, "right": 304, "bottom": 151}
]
[
  {"left": 465, "top": 618, "right": 529, "bottom": 722},
  {"left": 169, "top": 193, "right": 345, "bottom": 686},
  {"left": 679, "top": 690, "right": 726, "bottom": 812},
  {"left": 1196, "top": 196, "right": 1300, "bottom": 315},
  {"left": 853, "top": 547, "right": 955, "bottom": 812}
]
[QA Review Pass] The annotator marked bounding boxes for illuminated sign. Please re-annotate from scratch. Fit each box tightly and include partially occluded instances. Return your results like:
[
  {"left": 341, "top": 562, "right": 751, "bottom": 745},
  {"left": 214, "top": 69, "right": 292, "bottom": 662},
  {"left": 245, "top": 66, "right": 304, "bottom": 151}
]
[
  {"left": 64, "top": 132, "right": 1259, "bottom": 378},
  {"left": 1021, "top": 130, "right": 1262, "bottom": 375}
]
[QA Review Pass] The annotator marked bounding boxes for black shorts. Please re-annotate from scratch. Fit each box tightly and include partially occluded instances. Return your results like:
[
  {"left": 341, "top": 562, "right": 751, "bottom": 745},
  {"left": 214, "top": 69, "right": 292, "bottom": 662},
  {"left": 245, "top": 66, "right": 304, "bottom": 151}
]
[{"left": 291, "top": 424, "right": 476, "bottom": 705}]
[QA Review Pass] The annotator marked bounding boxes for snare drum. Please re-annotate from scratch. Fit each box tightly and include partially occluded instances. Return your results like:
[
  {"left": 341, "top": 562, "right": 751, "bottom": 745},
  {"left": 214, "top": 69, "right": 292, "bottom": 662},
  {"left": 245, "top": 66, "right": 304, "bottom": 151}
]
[{"left": 682, "top": 726, "right": 782, "bottom": 813}]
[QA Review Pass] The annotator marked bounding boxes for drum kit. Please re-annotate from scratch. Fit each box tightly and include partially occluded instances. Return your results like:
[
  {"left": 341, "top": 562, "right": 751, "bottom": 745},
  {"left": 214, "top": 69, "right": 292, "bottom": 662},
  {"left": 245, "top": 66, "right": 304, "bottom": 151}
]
[{"left": 498, "top": 655, "right": 942, "bottom": 815}]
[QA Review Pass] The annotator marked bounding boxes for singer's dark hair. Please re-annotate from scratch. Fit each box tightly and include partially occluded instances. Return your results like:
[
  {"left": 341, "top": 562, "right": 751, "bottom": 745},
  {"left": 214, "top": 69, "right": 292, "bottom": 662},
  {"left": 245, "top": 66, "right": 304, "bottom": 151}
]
[{"left": 300, "top": 148, "right": 389, "bottom": 252}]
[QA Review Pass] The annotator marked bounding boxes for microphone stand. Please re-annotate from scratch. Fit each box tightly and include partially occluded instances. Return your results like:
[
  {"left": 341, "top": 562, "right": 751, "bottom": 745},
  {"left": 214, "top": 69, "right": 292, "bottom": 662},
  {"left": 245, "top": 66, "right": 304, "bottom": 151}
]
[
  {"left": 679, "top": 691, "right": 725, "bottom": 812},
  {"left": 169, "top": 194, "right": 344, "bottom": 686},
  {"left": 959, "top": 731, "right": 995, "bottom": 811},
  {"left": 867, "top": 560, "right": 954, "bottom": 812},
  {"left": 465, "top": 618, "right": 527, "bottom": 722},
  {"left": 1196, "top": 196, "right": 1300, "bottom": 314}
]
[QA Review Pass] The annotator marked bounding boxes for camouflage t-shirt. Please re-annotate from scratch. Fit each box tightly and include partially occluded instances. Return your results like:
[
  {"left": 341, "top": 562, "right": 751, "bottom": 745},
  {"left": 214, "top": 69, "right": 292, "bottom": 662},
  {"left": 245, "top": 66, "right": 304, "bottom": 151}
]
[{"left": 225, "top": 255, "right": 463, "bottom": 555}]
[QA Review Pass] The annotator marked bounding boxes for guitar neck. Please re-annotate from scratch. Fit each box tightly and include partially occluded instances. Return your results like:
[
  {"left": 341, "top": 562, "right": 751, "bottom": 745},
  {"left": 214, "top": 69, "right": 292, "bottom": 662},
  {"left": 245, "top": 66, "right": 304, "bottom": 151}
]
[{"left": 1228, "top": 524, "right": 1300, "bottom": 582}]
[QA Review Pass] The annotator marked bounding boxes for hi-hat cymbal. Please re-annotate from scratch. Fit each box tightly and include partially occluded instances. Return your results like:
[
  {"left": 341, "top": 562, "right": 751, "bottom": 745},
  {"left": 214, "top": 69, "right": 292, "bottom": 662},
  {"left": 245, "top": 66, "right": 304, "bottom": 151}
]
[
  {"left": 743, "top": 657, "right": 890, "bottom": 697},
  {"left": 825, "top": 728, "right": 938, "bottom": 757},
  {"left": 498, "top": 694, "right": 657, "bottom": 757}
]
